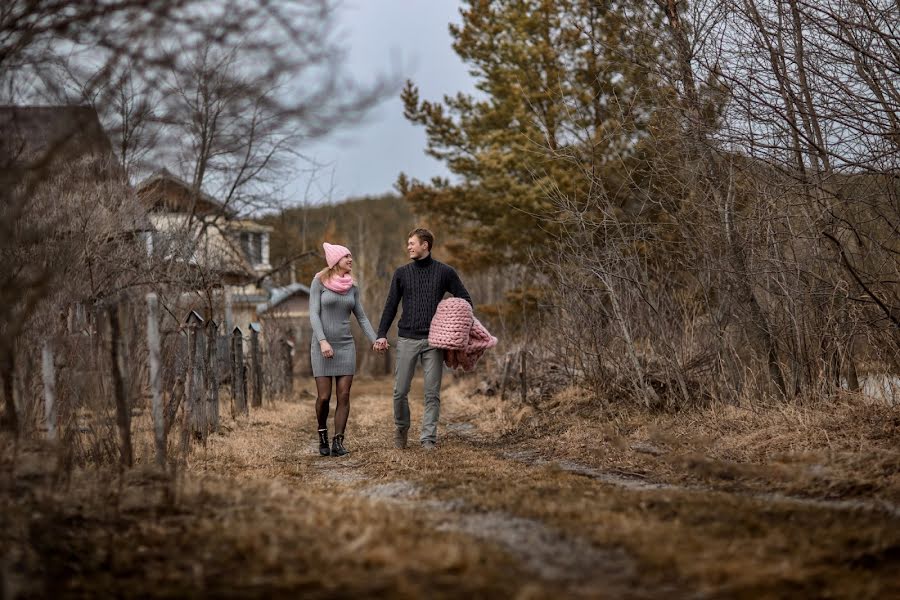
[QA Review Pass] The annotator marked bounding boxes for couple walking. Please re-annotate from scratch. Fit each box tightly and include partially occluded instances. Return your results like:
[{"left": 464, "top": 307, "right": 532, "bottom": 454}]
[{"left": 309, "top": 228, "right": 471, "bottom": 456}]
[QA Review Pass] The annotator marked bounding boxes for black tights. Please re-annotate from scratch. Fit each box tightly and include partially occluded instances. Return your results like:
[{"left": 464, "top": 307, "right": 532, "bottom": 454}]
[{"left": 315, "top": 375, "right": 353, "bottom": 435}]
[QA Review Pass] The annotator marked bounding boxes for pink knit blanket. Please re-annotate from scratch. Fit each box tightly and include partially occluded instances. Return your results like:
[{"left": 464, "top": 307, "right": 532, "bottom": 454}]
[{"left": 428, "top": 298, "right": 498, "bottom": 372}]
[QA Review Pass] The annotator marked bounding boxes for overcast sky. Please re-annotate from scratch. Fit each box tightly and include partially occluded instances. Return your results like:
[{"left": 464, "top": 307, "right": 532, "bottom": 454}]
[{"left": 293, "top": 0, "right": 476, "bottom": 203}]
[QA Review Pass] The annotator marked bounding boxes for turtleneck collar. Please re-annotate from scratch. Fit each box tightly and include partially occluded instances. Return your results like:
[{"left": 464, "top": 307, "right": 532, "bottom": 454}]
[{"left": 412, "top": 253, "right": 434, "bottom": 268}]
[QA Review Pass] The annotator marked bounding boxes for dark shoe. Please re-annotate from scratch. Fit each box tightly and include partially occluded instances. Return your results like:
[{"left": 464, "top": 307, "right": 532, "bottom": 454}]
[
  {"left": 421, "top": 440, "right": 436, "bottom": 451},
  {"left": 394, "top": 427, "right": 409, "bottom": 449},
  {"left": 318, "top": 428, "right": 330, "bottom": 456},
  {"left": 331, "top": 434, "right": 349, "bottom": 457}
]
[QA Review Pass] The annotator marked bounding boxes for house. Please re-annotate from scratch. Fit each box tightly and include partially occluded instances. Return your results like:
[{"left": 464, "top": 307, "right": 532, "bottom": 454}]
[
  {"left": 136, "top": 169, "right": 275, "bottom": 334},
  {"left": 0, "top": 105, "right": 147, "bottom": 231},
  {"left": 2, "top": 105, "right": 288, "bottom": 342},
  {"left": 0, "top": 105, "right": 151, "bottom": 335},
  {"left": 1, "top": 104, "right": 118, "bottom": 172}
]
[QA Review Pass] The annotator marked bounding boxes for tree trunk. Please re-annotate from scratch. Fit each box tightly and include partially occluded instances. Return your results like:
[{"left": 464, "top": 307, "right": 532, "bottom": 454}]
[
  {"left": 1, "top": 350, "right": 17, "bottom": 435},
  {"left": 108, "top": 304, "right": 133, "bottom": 468},
  {"left": 661, "top": 0, "right": 787, "bottom": 397}
]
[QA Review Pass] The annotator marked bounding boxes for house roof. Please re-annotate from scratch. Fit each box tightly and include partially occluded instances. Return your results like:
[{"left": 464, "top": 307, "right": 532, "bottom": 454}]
[
  {"left": 136, "top": 169, "right": 234, "bottom": 217},
  {"left": 256, "top": 282, "right": 311, "bottom": 315},
  {"left": 139, "top": 171, "right": 277, "bottom": 281},
  {"left": 0, "top": 105, "right": 115, "bottom": 169},
  {"left": 233, "top": 292, "right": 270, "bottom": 305},
  {"left": 0, "top": 105, "right": 150, "bottom": 233},
  {"left": 230, "top": 219, "right": 273, "bottom": 234}
]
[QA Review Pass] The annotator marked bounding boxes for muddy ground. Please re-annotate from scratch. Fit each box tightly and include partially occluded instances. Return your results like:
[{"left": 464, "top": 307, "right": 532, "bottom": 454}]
[{"left": 2, "top": 376, "right": 899, "bottom": 599}]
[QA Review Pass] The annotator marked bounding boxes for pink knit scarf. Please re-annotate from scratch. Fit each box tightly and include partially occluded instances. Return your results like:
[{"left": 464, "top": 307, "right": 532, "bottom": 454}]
[{"left": 322, "top": 273, "right": 353, "bottom": 294}]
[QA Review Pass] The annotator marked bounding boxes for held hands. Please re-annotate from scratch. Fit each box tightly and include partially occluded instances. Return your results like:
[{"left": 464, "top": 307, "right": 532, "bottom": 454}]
[
  {"left": 319, "top": 340, "right": 334, "bottom": 359},
  {"left": 373, "top": 338, "right": 390, "bottom": 353}
]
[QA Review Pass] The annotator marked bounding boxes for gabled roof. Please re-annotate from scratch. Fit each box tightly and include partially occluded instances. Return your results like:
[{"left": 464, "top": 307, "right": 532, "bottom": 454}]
[
  {"left": 230, "top": 219, "right": 273, "bottom": 234},
  {"left": 256, "top": 282, "right": 311, "bottom": 315},
  {"left": 136, "top": 169, "right": 234, "bottom": 217},
  {"left": 0, "top": 105, "right": 149, "bottom": 234},
  {"left": 139, "top": 170, "right": 276, "bottom": 281},
  {"left": 0, "top": 105, "right": 115, "bottom": 169}
]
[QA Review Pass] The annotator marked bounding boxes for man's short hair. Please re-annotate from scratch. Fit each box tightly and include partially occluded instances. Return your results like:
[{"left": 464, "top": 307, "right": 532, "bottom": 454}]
[{"left": 408, "top": 228, "right": 434, "bottom": 251}]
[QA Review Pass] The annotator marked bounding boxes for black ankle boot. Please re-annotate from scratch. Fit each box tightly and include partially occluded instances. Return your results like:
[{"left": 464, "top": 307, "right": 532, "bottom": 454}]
[
  {"left": 318, "top": 428, "right": 330, "bottom": 456},
  {"left": 331, "top": 433, "right": 349, "bottom": 457}
]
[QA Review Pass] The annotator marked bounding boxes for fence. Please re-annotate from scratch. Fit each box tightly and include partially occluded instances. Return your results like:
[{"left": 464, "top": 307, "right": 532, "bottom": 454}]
[{"left": 26, "top": 292, "right": 295, "bottom": 469}]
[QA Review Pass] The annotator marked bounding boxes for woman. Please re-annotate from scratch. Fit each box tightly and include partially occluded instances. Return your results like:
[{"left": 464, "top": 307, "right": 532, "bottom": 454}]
[{"left": 309, "top": 242, "right": 378, "bottom": 456}]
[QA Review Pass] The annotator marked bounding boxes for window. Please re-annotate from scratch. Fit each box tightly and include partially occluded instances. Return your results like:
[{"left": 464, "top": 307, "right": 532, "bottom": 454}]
[{"left": 240, "top": 232, "right": 264, "bottom": 265}]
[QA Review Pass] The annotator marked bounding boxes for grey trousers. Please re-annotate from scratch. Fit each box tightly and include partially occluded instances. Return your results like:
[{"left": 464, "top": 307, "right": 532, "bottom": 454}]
[{"left": 393, "top": 337, "right": 444, "bottom": 443}]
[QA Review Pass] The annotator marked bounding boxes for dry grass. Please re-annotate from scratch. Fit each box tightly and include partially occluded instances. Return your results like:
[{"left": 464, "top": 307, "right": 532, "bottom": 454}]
[
  {"left": 2, "top": 375, "right": 899, "bottom": 598},
  {"left": 457, "top": 380, "right": 900, "bottom": 503}
]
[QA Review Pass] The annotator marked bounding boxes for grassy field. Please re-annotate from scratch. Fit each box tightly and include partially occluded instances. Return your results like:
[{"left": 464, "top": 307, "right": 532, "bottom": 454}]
[{"left": 2, "top": 375, "right": 898, "bottom": 598}]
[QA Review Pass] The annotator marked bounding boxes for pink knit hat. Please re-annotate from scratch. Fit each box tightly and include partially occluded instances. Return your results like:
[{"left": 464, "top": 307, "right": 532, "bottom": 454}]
[{"left": 323, "top": 242, "right": 351, "bottom": 268}]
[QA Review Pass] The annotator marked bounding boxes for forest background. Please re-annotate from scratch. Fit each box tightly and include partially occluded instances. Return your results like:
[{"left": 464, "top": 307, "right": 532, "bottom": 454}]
[{"left": 269, "top": 0, "right": 899, "bottom": 408}]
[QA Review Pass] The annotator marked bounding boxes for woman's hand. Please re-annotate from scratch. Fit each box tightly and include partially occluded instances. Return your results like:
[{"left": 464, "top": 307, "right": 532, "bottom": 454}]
[{"left": 319, "top": 340, "right": 334, "bottom": 359}]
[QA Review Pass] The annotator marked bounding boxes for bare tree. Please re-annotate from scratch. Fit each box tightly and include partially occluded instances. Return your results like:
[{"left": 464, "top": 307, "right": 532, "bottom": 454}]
[
  {"left": 532, "top": 0, "right": 898, "bottom": 406},
  {"left": 0, "top": 1, "right": 394, "bottom": 438}
]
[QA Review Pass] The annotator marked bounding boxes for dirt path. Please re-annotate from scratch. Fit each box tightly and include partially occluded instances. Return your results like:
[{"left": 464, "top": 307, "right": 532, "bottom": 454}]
[
  {"left": 188, "top": 378, "right": 673, "bottom": 598},
  {"left": 4, "top": 376, "right": 899, "bottom": 598}
]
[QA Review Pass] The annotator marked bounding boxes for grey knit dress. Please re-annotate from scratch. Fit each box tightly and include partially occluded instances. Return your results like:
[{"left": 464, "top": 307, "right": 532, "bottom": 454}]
[{"left": 309, "top": 276, "right": 378, "bottom": 377}]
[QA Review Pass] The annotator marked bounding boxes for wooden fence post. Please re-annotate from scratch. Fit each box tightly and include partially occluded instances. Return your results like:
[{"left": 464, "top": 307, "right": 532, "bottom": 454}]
[
  {"left": 146, "top": 293, "right": 166, "bottom": 467},
  {"left": 499, "top": 353, "right": 513, "bottom": 402},
  {"left": 231, "top": 327, "right": 247, "bottom": 417},
  {"left": 249, "top": 323, "right": 262, "bottom": 408},
  {"left": 206, "top": 319, "right": 220, "bottom": 434},
  {"left": 108, "top": 303, "right": 133, "bottom": 468},
  {"left": 519, "top": 351, "right": 527, "bottom": 406},
  {"left": 41, "top": 341, "right": 57, "bottom": 441},
  {"left": 242, "top": 363, "right": 249, "bottom": 411},
  {"left": 224, "top": 289, "right": 234, "bottom": 333},
  {"left": 189, "top": 311, "right": 206, "bottom": 442},
  {"left": 182, "top": 310, "right": 204, "bottom": 453},
  {"left": 283, "top": 339, "right": 294, "bottom": 396},
  {"left": 181, "top": 315, "right": 196, "bottom": 454}
]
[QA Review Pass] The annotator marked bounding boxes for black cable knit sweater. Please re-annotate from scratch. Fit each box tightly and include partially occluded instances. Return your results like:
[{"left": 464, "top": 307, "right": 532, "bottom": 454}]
[{"left": 376, "top": 254, "right": 472, "bottom": 340}]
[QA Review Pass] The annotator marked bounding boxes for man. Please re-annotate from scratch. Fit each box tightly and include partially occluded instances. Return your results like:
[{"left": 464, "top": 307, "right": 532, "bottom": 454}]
[{"left": 374, "top": 228, "right": 472, "bottom": 450}]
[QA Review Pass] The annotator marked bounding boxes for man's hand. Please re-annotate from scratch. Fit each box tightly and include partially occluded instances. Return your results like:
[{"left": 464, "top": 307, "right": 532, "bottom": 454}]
[
  {"left": 319, "top": 340, "right": 334, "bottom": 359},
  {"left": 374, "top": 338, "right": 390, "bottom": 353}
]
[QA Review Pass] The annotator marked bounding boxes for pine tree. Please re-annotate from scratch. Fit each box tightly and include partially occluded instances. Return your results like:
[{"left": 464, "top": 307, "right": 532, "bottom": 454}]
[{"left": 400, "top": 0, "right": 666, "bottom": 271}]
